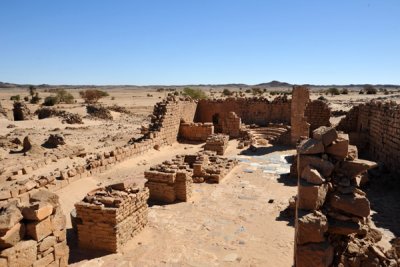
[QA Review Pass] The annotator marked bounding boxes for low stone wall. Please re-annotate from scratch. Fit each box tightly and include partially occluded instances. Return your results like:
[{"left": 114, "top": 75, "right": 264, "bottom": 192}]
[
  {"left": 74, "top": 181, "right": 149, "bottom": 253},
  {"left": 292, "top": 126, "right": 395, "bottom": 266},
  {"left": 192, "top": 151, "right": 238, "bottom": 183},
  {"left": 0, "top": 189, "right": 68, "bottom": 267},
  {"left": 204, "top": 134, "right": 229, "bottom": 155},
  {"left": 337, "top": 100, "right": 400, "bottom": 174},
  {"left": 179, "top": 122, "right": 214, "bottom": 142},
  {"left": 145, "top": 156, "right": 193, "bottom": 203}
]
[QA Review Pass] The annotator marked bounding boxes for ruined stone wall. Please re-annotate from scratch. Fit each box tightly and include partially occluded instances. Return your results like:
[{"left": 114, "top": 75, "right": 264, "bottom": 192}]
[
  {"left": 220, "top": 111, "right": 242, "bottom": 138},
  {"left": 292, "top": 127, "right": 392, "bottom": 266},
  {"left": 291, "top": 86, "right": 310, "bottom": 145},
  {"left": 204, "top": 134, "right": 229, "bottom": 155},
  {"left": 179, "top": 122, "right": 214, "bottom": 142},
  {"left": 195, "top": 97, "right": 291, "bottom": 126},
  {"left": 337, "top": 101, "right": 400, "bottom": 174},
  {"left": 74, "top": 182, "right": 149, "bottom": 253},
  {"left": 304, "top": 100, "right": 331, "bottom": 132},
  {"left": 0, "top": 190, "right": 68, "bottom": 267},
  {"left": 13, "top": 102, "right": 32, "bottom": 121}
]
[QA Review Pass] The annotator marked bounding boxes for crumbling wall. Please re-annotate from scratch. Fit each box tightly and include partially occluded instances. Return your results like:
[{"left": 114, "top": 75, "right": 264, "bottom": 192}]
[
  {"left": 195, "top": 96, "right": 291, "bottom": 126},
  {"left": 0, "top": 189, "right": 68, "bottom": 266},
  {"left": 292, "top": 126, "right": 395, "bottom": 266},
  {"left": 290, "top": 86, "right": 310, "bottom": 145},
  {"left": 179, "top": 122, "right": 214, "bottom": 142},
  {"left": 204, "top": 134, "right": 229, "bottom": 155},
  {"left": 220, "top": 111, "right": 242, "bottom": 138},
  {"left": 145, "top": 156, "right": 193, "bottom": 203},
  {"left": 337, "top": 101, "right": 400, "bottom": 174},
  {"left": 74, "top": 182, "right": 149, "bottom": 253},
  {"left": 304, "top": 100, "right": 331, "bottom": 132}
]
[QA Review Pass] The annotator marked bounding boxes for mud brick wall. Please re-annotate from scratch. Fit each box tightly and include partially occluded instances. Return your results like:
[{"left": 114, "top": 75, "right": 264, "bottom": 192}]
[
  {"left": 290, "top": 86, "right": 310, "bottom": 145},
  {"left": 145, "top": 156, "right": 193, "bottom": 203},
  {"left": 192, "top": 151, "right": 238, "bottom": 183},
  {"left": 337, "top": 101, "right": 400, "bottom": 174},
  {"left": 220, "top": 111, "right": 242, "bottom": 138},
  {"left": 179, "top": 122, "right": 214, "bottom": 142},
  {"left": 304, "top": 100, "right": 331, "bottom": 132},
  {"left": 74, "top": 183, "right": 149, "bottom": 253},
  {"left": 204, "top": 134, "right": 229, "bottom": 155},
  {"left": 0, "top": 189, "right": 68, "bottom": 267},
  {"left": 292, "top": 127, "right": 395, "bottom": 266},
  {"left": 195, "top": 96, "right": 291, "bottom": 126}
]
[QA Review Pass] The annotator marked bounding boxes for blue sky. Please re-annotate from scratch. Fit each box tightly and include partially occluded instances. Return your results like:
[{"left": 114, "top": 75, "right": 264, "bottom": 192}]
[{"left": 0, "top": 0, "right": 399, "bottom": 85}]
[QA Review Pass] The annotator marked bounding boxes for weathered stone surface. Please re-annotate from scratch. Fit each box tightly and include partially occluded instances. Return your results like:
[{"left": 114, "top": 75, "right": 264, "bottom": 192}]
[
  {"left": 297, "top": 211, "right": 328, "bottom": 245},
  {"left": 347, "top": 145, "right": 358, "bottom": 160},
  {"left": 0, "top": 240, "right": 37, "bottom": 267},
  {"left": 0, "top": 223, "right": 25, "bottom": 249},
  {"left": 338, "top": 159, "right": 378, "bottom": 178},
  {"left": 298, "top": 155, "right": 335, "bottom": 177},
  {"left": 38, "top": 235, "right": 57, "bottom": 252},
  {"left": 326, "top": 136, "right": 349, "bottom": 159},
  {"left": 296, "top": 241, "right": 334, "bottom": 267},
  {"left": 30, "top": 189, "right": 60, "bottom": 209},
  {"left": 298, "top": 180, "right": 328, "bottom": 210},
  {"left": 327, "top": 218, "right": 361, "bottom": 235},
  {"left": 312, "top": 126, "right": 338, "bottom": 146},
  {"left": 0, "top": 203, "right": 23, "bottom": 233},
  {"left": 301, "top": 165, "right": 324, "bottom": 185},
  {"left": 21, "top": 203, "right": 53, "bottom": 221},
  {"left": 330, "top": 193, "right": 370, "bottom": 218},
  {"left": 26, "top": 216, "right": 52, "bottom": 241},
  {"left": 298, "top": 138, "right": 324, "bottom": 155}
]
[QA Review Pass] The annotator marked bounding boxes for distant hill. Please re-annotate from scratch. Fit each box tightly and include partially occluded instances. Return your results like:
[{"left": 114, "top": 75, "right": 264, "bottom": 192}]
[{"left": 256, "top": 80, "right": 292, "bottom": 87}]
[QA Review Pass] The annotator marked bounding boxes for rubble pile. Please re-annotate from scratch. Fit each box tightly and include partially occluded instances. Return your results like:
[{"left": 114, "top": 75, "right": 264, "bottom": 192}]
[
  {"left": 73, "top": 181, "right": 149, "bottom": 253},
  {"left": 12, "top": 102, "right": 32, "bottom": 121},
  {"left": 204, "top": 134, "right": 229, "bottom": 155},
  {"left": 86, "top": 105, "right": 113, "bottom": 120},
  {"left": 0, "top": 190, "right": 68, "bottom": 266},
  {"left": 293, "top": 126, "right": 399, "bottom": 266},
  {"left": 36, "top": 107, "right": 83, "bottom": 124},
  {"left": 192, "top": 151, "right": 238, "bottom": 183},
  {"left": 42, "top": 134, "right": 66, "bottom": 148},
  {"left": 107, "top": 105, "right": 130, "bottom": 114},
  {"left": 145, "top": 156, "right": 193, "bottom": 203}
]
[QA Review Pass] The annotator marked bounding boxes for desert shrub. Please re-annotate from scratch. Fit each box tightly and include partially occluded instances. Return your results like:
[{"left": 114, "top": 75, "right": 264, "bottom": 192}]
[
  {"left": 30, "top": 93, "right": 41, "bottom": 104},
  {"left": 251, "top": 88, "right": 263, "bottom": 95},
  {"left": 173, "top": 91, "right": 179, "bottom": 96},
  {"left": 245, "top": 89, "right": 251, "bottom": 93},
  {"left": 318, "top": 96, "right": 328, "bottom": 101},
  {"left": 359, "top": 90, "right": 364, "bottom": 94},
  {"left": 79, "top": 89, "right": 109, "bottom": 103},
  {"left": 384, "top": 89, "right": 389, "bottom": 95},
  {"left": 222, "top": 89, "right": 233, "bottom": 96},
  {"left": 43, "top": 96, "right": 59, "bottom": 106},
  {"left": 28, "top": 85, "right": 36, "bottom": 96},
  {"left": 56, "top": 89, "right": 74, "bottom": 104},
  {"left": 364, "top": 85, "right": 377, "bottom": 94},
  {"left": 340, "top": 88, "right": 349, "bottom": 94},
  {"left": 10, "top": 95, "right": 20, "bottom": 101},
  {"left": 111, "top": 96, "right": 115, "bottom": 100},
  {"left": 326, "top": 88, "right": 340, "bottom": 96},
  {"left": 24, "top": 96, "right": 29, "bottom": 101},
  {"left": 182, "top": 87, "right": 207, "bottom": 100}
]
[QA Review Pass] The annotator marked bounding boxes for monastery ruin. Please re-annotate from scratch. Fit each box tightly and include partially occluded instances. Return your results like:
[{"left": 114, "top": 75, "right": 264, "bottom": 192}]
[{"left": 0, "top": 85, "right": 400, "bottom": 266}]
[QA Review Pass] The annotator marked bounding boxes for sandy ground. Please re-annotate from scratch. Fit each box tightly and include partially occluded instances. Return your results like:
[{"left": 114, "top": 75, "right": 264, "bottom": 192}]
[{"left": 56, "top": 141, "right": 297, "bottom": 267}]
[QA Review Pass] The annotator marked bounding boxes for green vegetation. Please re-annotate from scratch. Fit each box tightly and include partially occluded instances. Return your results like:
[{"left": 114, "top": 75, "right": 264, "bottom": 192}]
[
  {"left": 56, "top": 89, "right": 74, "bottom": 104},
  {"left": 182, "top": 87, "right": 207, "bottom": 100},
  {"left": 326, "top": 87, "right": 340, "bottom": 96},
  {"left": 30, "top": 92, "right": 41, "bottom": 104},
  {"left": 222, "top": 89, "right": 233, "bottom": 96},
  {"left": 10, "top": 95, "right": 20, "bottom": 101},
  {"left": 43, "top": 96, "right": 59, "bottom": 106},
  {"left": 364, "top": 85, "right": 377, "bottom": 94},
  {"left": 28, "top": 85, "right": 36, "bottom": 97},
  {"left": 251, "top": 88, "right": 263, "bottom": 96},
  {"left": 79, "top": 89, "right": 109, "bottom": 103},
  {"left": 340, "top": 88, "right": 349, "bottom": 94}
]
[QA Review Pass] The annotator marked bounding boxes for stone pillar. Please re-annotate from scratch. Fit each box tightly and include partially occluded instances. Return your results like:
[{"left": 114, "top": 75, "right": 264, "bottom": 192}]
[{"left": 290, "top": 86, "right": 310, "bottom": 145}]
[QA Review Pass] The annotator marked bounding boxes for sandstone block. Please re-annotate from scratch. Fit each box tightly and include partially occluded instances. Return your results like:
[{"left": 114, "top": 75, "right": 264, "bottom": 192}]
[
  {"left": 0, "top": 223, "right": 25, "bottom": 249},
  {"left": 26, "top": 216, "right": 52, "bottom": 241},
  {"left": 298, "top": 138, "right": 324, "bottom": 155},
  {"left": 0, "top": 203, "right": 23, "bottom": 233},
  {"left": 30, "top": 190, "right": 60, "bottom": 209},
  {"left": 0, "top": 240, "right": 37, "bottom": 267},
  {"left": 312, "top": 126, "right": 338, "bottom": 146},
  {"left": 298, "top": 155, "right": 334, "bottom": 177},
  {"left": 297, "top": 211, "right": 328, "bottom": 245},
  {"left": 22, "top": 203, "right": 53, "bottom": 221},
  {"left": 33, "top": 252, "right": 54, "bottom": 267},
  {"left": 301, "top": 166, "right": 324, "bottom": 185},
  {"left": 327, "top": 218, "right": 361, "bottom": 235},
  {"left": 296, "top": 241, "right": 334, "bottom": 267},
  {"left": 38, "top": 235, "right": 57, "bottom": 252},
  {"left": 347, "top": 145, "right": 358, "bottom": 160},
  {"left": 330, "top": 193, "right": 370, "bottom": 217},
  {"left": 338, "top": 159, "right": 378, "bottom": 178},
  {"left": 298, "top": 181, "right": 328, "bottom": 210},
  {"left": 326, "top": 136, "right": 349, "bottom": 159}
]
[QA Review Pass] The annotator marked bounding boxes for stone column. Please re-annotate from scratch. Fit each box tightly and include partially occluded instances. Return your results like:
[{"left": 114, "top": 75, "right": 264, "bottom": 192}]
[{"left": 290, "top": 86, "right": 310, "bottom": 145}]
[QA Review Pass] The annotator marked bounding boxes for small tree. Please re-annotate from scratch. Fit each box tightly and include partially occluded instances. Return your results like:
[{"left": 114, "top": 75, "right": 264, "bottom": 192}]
[
  {"left": 28, "top": 85, "right": 36, "bottom": 97},
  {"left": 79, "top": 89, "right": 109, "bottom": 103},
  {"left": 56, "top": 89, "right": 74, "bottom": 104},
  {"left": 222, "top": 89, "right": 233, "bottom": 96},
  {"left": 10, "top": 95, "right": 21, "bottom": 101},
  {"left": 340, "top": 88, "right": 349, "bottom": 94},
  {"left": 364, "top": 85, "right": 377, "bottom": 94},
  {"left": 30, "top": 92, "right": 41, "bottom": 104},
  {"left": 182, "top": 87, "right": 207, "bottom": 100}
]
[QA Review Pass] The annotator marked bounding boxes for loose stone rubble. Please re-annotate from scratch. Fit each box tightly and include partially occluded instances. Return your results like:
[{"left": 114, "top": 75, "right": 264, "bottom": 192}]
[
  {"left": 293, "top": 126, "right": 400, "bottom": 266},
  {"left": 204, "top": 134, "right": 229, "bottom": 155},
  {"left": 42, "top": 134, "right": 66, "bottom": 148},
  {"left": 86, "top": 105, "right": 113, "bottom": 120},
  {"left": 73, "top": 181, "right": 149, "bottom": 253},
  {"left": 35, "top": 107, "right": 83, "bottom": 124},
  {"left": 0, "top": 189, "right": 68, "bottom": 267}
]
